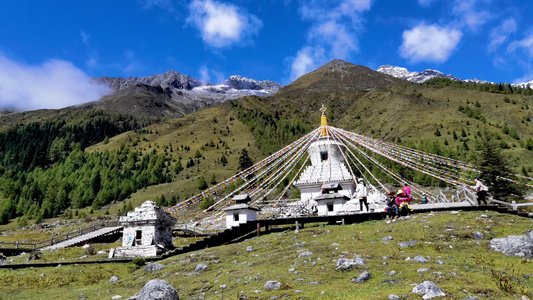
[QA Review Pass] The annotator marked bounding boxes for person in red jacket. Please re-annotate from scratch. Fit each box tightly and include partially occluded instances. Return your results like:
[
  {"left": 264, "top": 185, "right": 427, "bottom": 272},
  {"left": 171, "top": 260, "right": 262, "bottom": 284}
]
[
  {"left": 395, "top": 189, "right": 412, "bottom": 216},
  {"left": 395, "top": 189, "right": 411, "bottom": 206}
]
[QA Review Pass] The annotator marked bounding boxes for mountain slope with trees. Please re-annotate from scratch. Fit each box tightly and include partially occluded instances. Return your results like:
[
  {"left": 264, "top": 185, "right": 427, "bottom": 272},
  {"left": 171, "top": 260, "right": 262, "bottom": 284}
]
[{"left": 1, "top": 59, "right": 533, "bottom": 224}]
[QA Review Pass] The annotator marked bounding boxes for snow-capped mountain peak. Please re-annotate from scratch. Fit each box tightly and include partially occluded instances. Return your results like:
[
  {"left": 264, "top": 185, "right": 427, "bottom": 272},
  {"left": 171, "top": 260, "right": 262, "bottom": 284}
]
[
  {"left": 377, "top": 65, "right": 458, "bottom": 83},
  {"left": 376, "top": 65, "right": 533, "bottom": 88}
]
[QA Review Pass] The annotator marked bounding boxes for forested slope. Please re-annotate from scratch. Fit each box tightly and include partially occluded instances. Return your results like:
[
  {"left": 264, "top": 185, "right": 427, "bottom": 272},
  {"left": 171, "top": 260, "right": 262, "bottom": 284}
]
[{"left": 2, "top": 59, "right": 533, "bottom": 225}]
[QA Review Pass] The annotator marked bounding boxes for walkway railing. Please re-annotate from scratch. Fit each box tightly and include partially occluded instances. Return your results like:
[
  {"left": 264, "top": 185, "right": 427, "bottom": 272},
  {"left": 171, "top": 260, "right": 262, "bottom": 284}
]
[
  {"left": 0, "top": 220, "right": 120, "bottom": 250},
  {"left": 488, "top": 197, "right": 533, "bottom": 213}
]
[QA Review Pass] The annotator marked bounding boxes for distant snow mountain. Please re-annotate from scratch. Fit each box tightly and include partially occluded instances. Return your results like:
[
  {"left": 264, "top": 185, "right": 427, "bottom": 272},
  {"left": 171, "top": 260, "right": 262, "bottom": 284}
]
[
  {"left": 89, "top": 71, "right": 282, "bottom": 117},
  {"left": 92, "top": 71, "right": 281, "bottom": 99},
  {"left": 190, "top": 75, "right": 282, "bottom": 97},
  {"left": 377, "top": 65, "right": 460, "bottom": 83},
  {"left": 515, "top": 80, "right": 533, "bottom": 89},
  {"left": 377, "top": 65, "right": 533, "bottom": 89}
]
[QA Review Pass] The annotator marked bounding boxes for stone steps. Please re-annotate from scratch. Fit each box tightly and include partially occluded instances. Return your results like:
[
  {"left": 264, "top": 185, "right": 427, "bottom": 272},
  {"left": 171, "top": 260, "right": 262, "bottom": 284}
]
[{"left": 42, "top": 226, "right": 123, "bottom": 250}]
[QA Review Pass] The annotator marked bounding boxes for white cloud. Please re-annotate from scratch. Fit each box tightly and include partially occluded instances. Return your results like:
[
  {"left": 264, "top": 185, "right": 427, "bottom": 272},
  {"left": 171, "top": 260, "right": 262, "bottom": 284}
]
[
  {"left": 199, "top": 66, "right": 210, "bottom": 83},
  {"left": 452, "top": 0, "right": 491, "bottom": 31},
  {"left": 512, "top": 72, "right": 533, "bottom": 85},
  {"left": 139, "top": 0, "right": 174, "bottom": 11},
  {"left": 289, "top": 46, "right": 326, "bottom": 81},
  {"left": 488, "top": 18, "right": 517, "bottom": 53},
  {"left": 417, "top": 0, "right": 435, "bottom": 6},
  {"left": 400, "top": 23, "right": 462, "bottom": 63},
  {"left": 80, "top": 31, "right": 91, "bottom": 45},
  {"left": 310, "top": 20, "right": 356, "bottom": 59},
  {"left": 508, "top": 33, "right": 533, "bottom": 57},
  {"left": 0, "top": 53, "right": 112, "bottom": 112},
  {"left": 198, "top": 66, "right": 225, "bottom": 84},
  {"left": 288, "top": 0, "right": 371, "bottom": 81},
  {"left": 187, "top": 0, "right": 262, "bottom": 48}
]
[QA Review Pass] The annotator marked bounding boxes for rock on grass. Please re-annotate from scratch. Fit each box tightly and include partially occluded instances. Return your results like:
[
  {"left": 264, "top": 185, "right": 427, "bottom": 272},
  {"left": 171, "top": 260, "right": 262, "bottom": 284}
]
[
  {"left": 412, "top": 280, "right": 445, "bottom": 299},
  {"left": 264, "top": 281, "right": 281, "bottom": 290},
  {"left": 351, "top": 271, "right": 371, "bottom": 283},
  {"left": 138, "top": 279, "right": 179, "bottom": 300},
  {"left": 489, "top": 235, "right": 533, "bottom": 259},
  {"left": 335, "top": 257, "right": 365, "bottom": 271}
]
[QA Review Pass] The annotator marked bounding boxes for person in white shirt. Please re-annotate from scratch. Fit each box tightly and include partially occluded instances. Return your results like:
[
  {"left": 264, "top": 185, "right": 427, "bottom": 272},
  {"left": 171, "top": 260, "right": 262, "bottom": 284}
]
[
  {"left": 473, "top": 178, "right": 489, "bottom": 205},
  {"left": 355, "top": 178, "right": 369, "bottom": 212}
]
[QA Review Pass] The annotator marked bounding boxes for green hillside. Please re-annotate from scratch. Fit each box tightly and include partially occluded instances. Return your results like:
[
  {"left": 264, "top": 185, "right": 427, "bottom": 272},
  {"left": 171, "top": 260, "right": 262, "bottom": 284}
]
[{"left": 1, "top": 59, "right": 533, "bottom": 225}]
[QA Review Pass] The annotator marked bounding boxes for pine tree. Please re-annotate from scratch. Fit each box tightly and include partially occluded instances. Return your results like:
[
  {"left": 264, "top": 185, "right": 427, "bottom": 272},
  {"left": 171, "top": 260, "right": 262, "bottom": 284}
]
[
  {"left": 197, "top": 176, "right": 208, "bottom": 190},
  {"left": 478, "top": 130, "right": 522, "bottom": 201},
  {"left": 220, "top": 155, "right": 228, "bottom": 166},
  {"left": 238, "top": 148, "right": 253, "bottom": 171}
]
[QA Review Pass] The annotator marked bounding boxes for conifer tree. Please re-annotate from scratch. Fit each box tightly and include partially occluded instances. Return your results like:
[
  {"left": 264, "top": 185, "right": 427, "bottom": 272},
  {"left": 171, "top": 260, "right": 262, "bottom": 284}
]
[
  {"left": 477, "top": 130, "right": 522, "bottom": 201},
  {"left": 238, "top": 148, "right": 253, "bottom": 171},
  {"left": 197, "top": 176, "right": 208, "bottom": 190}
]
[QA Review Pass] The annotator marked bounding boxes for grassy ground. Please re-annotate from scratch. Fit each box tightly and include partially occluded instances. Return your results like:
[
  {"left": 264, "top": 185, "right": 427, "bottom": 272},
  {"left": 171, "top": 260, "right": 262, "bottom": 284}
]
[{"left": 1, "top": 210, "right": 532, "bottom": 299}]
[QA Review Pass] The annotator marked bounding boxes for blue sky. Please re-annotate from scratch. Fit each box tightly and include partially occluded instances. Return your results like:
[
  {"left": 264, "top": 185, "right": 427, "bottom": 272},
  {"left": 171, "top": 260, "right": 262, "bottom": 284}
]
[{"left": 1, "top": 0, "right": 533, "bottom": 110}]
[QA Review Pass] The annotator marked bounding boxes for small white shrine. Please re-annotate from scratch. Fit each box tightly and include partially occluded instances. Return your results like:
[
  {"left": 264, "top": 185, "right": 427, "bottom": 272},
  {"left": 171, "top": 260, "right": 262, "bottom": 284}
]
[
  {"left": 312, "top": 183, "right": 351, "bottom": 215},
  {"left": 223, "top": 194, "right": 261, "bottom": 228},
  {"left": 294, "top": 106, "right": 356, "bottom": 214},
  {"left": 112, "top": 201, "right": 176, "bottom": 258}
]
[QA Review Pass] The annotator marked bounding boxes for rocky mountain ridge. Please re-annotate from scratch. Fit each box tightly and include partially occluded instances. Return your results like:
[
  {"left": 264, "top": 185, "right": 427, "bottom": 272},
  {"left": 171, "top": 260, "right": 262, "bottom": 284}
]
[
  {"left": 377, "top": 65, "right": 533, "bottom": 89},
  {"left": 87, "top": 71, "right": 282, "bottom": 119},
  {"left": 92, "top": 71, "right": 281, "bottom": 98}
]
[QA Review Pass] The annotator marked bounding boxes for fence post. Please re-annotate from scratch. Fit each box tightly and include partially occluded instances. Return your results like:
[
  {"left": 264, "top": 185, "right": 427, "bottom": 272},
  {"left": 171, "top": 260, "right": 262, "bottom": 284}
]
[
  {"left": 512, "top": 201, "right": 517, "bottom": 211},
  {"left": 33, "top": 242, "right": 36, "bottom": 249},
  {"left": 341, "top": 218, "right": 345, "bottom": 226},
  {"left": 257, "top": 223, "right": 260, "bottom": 237},
  {"left": 295, "top": 221, "right": 299, "bottom": 233},
  {"left": 79, "top": 228, "right": 82, "bottom": 235},
  {"left": 16, "top": 241, "right": 19, "bottom": 249},
  {"left": 50, "top": 237, "right": 54, "bottom": 245}
]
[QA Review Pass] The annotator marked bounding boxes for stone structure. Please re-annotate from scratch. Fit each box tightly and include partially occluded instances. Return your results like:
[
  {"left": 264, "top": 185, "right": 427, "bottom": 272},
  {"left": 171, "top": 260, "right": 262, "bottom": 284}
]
[
  {"left": 293, "top": 106, "right": 357, "bottom": 215},
  {"left": 112, "top": 201, "right": 176, "bottom": 258},
  {"left": 313, "top": 183, "right": 350, "bottom": 215},
  {"left": 223, "top": 194, "right": 261, "bottom": 228}
]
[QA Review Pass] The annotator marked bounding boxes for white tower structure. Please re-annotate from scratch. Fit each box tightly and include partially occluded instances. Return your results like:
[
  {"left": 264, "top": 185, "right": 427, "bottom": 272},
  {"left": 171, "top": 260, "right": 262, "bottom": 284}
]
[{"left": 294, "top": 105, "right": 356, "bottom": 202}]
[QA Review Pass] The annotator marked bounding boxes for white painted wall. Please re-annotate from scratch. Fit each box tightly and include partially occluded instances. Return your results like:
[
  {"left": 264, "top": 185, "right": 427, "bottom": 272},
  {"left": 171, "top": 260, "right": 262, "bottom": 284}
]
[
  {"left": 300, "top": 184, "right": 355, "bottom": 202},
  {"left": 225, "top": 209, "right": 258, "bottom": 228},
  {"left": 316, "top": 199, "right": 347, "bottom": 216}
]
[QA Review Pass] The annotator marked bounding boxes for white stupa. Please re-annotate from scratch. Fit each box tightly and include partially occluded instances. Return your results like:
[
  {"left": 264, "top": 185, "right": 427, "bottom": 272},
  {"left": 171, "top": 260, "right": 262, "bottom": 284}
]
[{"left": 294, "top": 105, "right": 356, "bottom": 203}]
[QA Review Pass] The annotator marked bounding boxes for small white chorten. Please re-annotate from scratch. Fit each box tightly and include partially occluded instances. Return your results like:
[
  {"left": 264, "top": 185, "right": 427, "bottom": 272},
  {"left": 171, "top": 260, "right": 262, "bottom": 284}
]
[
  {"left": 223, "top": 194, "right": 261, "bottom": 228},
  {"left": 112, "top": 201, "right": 176, "bottom": 258}
]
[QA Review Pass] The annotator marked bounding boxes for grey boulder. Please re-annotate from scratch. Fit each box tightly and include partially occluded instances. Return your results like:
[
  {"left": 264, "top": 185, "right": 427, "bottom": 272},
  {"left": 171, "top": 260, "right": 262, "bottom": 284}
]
[
  {"left": 145, "top": 263, "right": 166, "bottom": 272},
  {"left": 264, "top": 281, "right": 281, "bottom": 290},
  {"left": 138, "top": 279, "right": 179, "bottom": 300},
  {"left": 412, "top": 255, "right": 427, "bottom": 263},
  {"left": 194, "top": 264, "right": 208, "bottom": 272},
  {"left": 397, "top": 240, "right": 417, "bottom": 248},
  {"left": 489, "top": 235, "right": 533, "bottom": 259},
  {"left": 298, "top": 251, "right": 313, "bottom": 258},
  {"left": 335, "top": 257, "right": 365, "bottom": 270},
  {"left": 351, "top": 271, "right": 371, "bottom": 283},
  {"left": 473, "top": 231, "right": 484, "bottom": 240},
  {"left": 412, "top": 281, "right": 445, "bottom": 299}
]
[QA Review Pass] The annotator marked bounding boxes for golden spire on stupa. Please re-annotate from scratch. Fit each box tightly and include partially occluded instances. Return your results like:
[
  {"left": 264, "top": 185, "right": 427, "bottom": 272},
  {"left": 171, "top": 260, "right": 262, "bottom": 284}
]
[{"left": 320, "top": 104, "right": 328, "bottom": 136}]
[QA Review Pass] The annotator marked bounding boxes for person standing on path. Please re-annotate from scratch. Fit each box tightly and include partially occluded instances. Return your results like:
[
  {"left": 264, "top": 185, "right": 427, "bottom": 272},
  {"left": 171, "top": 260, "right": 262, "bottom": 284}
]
[
  {"left": 403, "top": 183, "right": 411, "bottom": 198},
  {"left": 356, "top": 178, "right": 369, "bottom": 212},
  {"left": 473, "top": 178, "right": 489, "bottom": 205}
]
